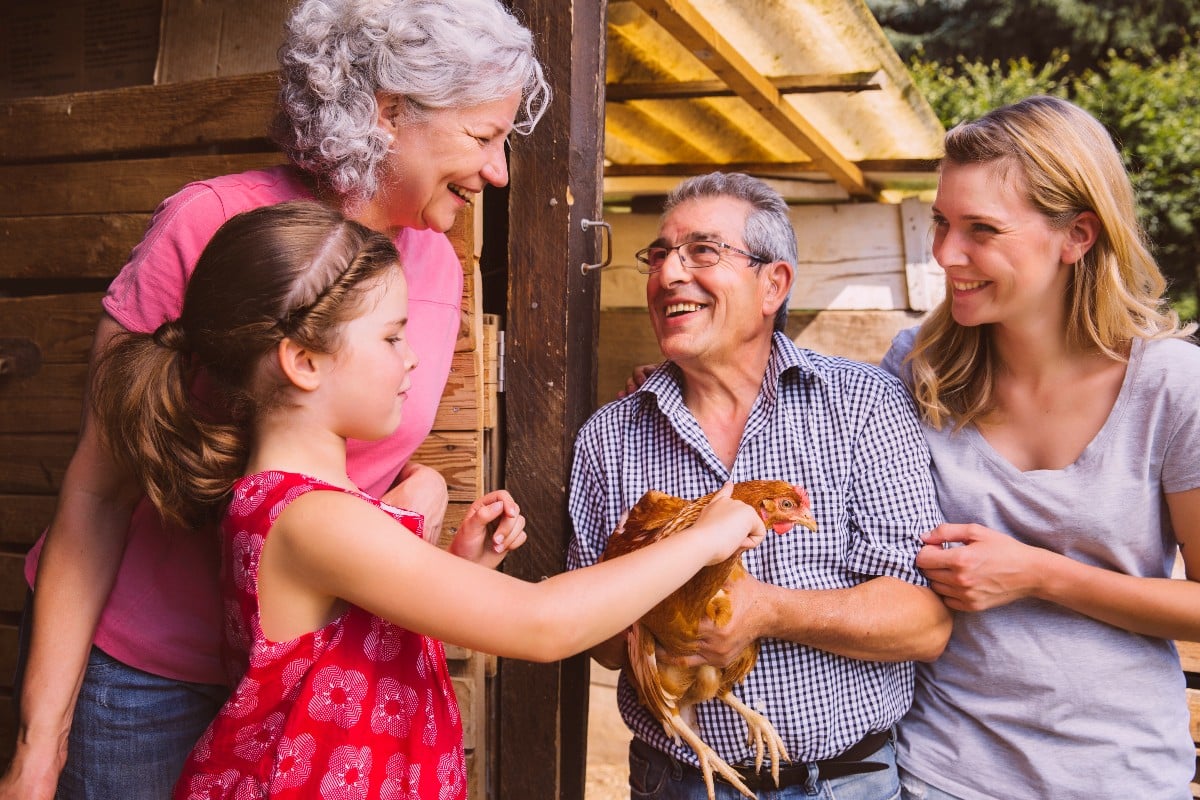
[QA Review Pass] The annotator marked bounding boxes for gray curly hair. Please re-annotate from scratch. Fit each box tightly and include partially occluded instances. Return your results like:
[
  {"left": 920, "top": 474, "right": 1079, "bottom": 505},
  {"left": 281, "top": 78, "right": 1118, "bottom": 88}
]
[{"left": 272, "top": 0, "right": 551, "bottom": 201}]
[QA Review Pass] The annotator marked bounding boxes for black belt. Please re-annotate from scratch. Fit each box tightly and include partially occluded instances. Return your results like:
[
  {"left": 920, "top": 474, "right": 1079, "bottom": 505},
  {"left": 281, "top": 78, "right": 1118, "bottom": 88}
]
[{"left": 709, "top": 729, "right": 891, "bottom": 791}]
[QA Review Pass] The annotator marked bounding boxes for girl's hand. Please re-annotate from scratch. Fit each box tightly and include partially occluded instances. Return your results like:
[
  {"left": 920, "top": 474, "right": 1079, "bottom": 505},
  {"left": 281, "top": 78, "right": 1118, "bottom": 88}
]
[
  {"left": 915, "top": 522, "right": 1044, "bottom": 611},
  {"left": 450, "top": 490, "right": 526, "bottom": 569},
  {"left": 383, "top": 462, "right": 448, "bottom": 544},
  {"left": 693, "top": 482, "right": 767, "bottom": 565}
]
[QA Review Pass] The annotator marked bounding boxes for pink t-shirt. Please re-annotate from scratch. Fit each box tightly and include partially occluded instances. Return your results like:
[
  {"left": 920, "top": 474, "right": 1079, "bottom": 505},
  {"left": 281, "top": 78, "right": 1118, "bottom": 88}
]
[{"left": 24, "top": 166, "right": 464, "bottom": 684}]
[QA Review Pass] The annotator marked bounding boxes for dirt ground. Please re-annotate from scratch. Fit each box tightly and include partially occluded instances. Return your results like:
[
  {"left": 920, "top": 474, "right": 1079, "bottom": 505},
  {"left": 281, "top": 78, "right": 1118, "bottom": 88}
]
[{"left": 586, "top": 666, "right": 633, "bottom": 799}]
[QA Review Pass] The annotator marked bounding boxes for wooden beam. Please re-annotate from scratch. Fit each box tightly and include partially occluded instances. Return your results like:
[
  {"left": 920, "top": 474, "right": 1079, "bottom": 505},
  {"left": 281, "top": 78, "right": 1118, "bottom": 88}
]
[
  {"left": 499, "top": 0, "right": 604, "bottom": 797},
  {"left": 630, "top": 0, "right": 876, "bottom": 198},
  {"left": 0, "top": 72, "right": 278, "bottom": 163},
  {"left": 606, "top": 70, "right": 882, "bottom": 102},
  {"left": 603, "top": 158, "right": 941, "bottom": 178}
]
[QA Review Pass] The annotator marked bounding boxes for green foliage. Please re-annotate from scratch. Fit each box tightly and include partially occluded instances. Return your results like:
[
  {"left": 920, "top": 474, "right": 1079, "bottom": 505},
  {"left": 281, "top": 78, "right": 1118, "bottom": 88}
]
[
  {"left": 907, "top": 43, "right": 1200, "bottom": 308},
  {"left": 869, "top": 0, "right": 1200, "bottom": 73},
  {"left": 906, "top": 53, "right": 1071, "bottom": 129}
]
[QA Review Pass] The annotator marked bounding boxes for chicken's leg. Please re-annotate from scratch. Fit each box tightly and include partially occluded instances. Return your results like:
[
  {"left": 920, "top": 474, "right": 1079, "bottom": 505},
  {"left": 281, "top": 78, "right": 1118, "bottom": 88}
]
[
  {"left": 719, "top": 692, "right": 790, "bottom": 789},
  {"left": 661, "top": 711, "right": 756, "bottom": 800}
]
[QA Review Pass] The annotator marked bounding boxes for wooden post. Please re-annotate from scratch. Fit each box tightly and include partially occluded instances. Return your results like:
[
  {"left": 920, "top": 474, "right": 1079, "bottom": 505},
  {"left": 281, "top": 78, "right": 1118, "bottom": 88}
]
[{"left": 497, "top": 0, "right": 606, "bottom": 797}]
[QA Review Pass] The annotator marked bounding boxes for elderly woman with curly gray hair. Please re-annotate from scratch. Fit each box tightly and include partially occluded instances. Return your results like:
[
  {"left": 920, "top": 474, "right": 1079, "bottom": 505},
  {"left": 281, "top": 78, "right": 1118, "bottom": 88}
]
[{"left": 0, "top": 2, "right": 549, "bottom": 798}]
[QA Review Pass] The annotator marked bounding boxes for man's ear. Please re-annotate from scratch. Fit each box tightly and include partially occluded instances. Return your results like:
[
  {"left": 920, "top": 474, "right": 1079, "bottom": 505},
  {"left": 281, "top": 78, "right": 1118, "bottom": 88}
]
[
  {"left": 762, "top": 260, "right": 794, "bottom": 316},
  {"left": 1063, "top": 210, "right": 1101, "bottom": 264},
  {"left": 277, "top": 337, "right": 323, "bottom": 392}
]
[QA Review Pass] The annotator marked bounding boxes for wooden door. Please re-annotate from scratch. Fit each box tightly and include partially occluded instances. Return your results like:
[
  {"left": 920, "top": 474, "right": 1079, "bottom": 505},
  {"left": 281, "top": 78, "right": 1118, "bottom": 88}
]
[{"left": 494, "top": 1, "right": 608, "bottom": 797}]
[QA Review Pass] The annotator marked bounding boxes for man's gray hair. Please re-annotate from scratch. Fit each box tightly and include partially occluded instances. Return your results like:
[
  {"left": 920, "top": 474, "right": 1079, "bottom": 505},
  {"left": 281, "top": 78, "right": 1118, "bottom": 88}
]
[{"left": 664, "top": 173, "right": 796, "bottom": 331}]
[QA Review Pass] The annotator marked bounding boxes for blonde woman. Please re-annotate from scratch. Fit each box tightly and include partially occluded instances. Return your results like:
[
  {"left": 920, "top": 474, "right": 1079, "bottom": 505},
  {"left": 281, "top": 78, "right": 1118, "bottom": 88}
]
[{"left": 882, "top": 95, "right": 1200, "bottom": 800}]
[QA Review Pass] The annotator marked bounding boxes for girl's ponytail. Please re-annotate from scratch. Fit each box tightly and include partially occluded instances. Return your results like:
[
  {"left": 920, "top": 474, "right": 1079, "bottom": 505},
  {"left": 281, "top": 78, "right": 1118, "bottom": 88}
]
[{"left": 91, "top": 322, "right": 245, "bottom": 529}]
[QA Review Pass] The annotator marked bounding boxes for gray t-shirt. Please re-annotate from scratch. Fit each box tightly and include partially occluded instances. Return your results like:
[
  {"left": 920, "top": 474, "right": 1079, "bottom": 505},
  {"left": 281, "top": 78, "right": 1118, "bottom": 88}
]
[{"left": 882, "top": 330, "right": 1200, "bottom": 800}]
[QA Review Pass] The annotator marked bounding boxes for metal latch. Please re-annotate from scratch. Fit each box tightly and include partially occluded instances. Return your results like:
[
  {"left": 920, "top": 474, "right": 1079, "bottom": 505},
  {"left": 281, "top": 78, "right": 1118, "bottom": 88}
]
[{"left": 580, "top": 218, "right": 612, "bottom": 274}]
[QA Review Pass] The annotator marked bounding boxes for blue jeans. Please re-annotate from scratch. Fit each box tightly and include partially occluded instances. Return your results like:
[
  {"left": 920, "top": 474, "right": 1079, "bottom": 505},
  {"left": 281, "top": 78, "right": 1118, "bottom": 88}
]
[
  {"left": 898, "top": 769, "right": 969, "bottom": 800},
  {"left": 629, "top": 735, "right": 902, "bottom": 800},
  {"left": 56, "top": 648, "right": 229, "bottom": 799},
  {"left": 13, "top": 601, "right": 228, "bottom": 800}
]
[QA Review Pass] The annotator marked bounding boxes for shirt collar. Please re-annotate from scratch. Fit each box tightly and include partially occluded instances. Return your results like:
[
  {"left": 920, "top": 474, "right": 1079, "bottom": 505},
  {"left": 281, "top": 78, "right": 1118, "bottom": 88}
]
[{"left": 637, "top": 331, "right": 827, "bottom": 411}]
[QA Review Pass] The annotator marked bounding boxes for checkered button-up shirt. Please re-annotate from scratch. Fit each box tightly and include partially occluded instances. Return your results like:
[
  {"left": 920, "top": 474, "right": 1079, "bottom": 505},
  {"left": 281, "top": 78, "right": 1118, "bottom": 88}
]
[{"left": 567, "top": 332, "right": 944, "bottom": 766}]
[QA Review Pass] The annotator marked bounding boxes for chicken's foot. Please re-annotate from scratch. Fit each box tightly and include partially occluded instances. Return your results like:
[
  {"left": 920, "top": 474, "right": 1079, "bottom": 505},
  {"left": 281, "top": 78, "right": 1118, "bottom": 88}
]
[
  {"left": 662, "top": 712, "right": 757, "bottom": 800},
  {"left": 719, "top": 692, "right": 791, "bottom": 789}
]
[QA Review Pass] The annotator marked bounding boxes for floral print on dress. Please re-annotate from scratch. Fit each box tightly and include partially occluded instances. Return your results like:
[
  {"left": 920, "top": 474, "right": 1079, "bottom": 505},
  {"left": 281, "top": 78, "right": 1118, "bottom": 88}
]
[
  {"left": 320, "top": 745, "right": 373, "bottom": 800},
  {"left": 308, "top": 666, "right": 368, "bottom": 728},
  {"left": 370, "top": 677, "right": 420, "bottom": 737},
  {"left": 270, "top": 733, "right": 316, "bottom": 792},
  {"left": 364, "top": 617, "right": 405, "bottom": 662},
  {"left": 380, "top": 752, "right": 421, "bottom": 800},
  {"left": 223, "top": 677, "right": 260, "bottom": 719},
  {"left": 172, "top": 472, "right": 465, "bottom": 800}
]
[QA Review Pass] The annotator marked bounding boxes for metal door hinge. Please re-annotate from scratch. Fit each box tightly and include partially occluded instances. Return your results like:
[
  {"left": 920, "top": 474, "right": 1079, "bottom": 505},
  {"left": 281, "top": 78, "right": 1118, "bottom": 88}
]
[{"left": 497, "top": 329, "right": 505, "bottom": 393}]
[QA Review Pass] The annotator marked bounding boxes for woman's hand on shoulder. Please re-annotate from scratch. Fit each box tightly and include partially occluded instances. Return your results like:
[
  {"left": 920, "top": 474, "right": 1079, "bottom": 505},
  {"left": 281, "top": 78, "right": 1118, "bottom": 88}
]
[
  {"left": 915, "top": 522, "right": 1044, "bottom": 611},
  {"left": 449, "top": 490, "right": 526, "bottom": 569},
  {"left": 617, "top": 362, "right": 661, "bottom": 398},
  {"left": 382, "top": 462, "right": 448, "bottom": 544}
]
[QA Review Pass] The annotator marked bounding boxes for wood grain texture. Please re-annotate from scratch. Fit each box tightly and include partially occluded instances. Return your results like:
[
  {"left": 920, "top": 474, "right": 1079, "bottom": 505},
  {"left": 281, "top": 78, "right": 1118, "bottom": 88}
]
[
  {"left": 498, "top": 1, "right": 604, "bottom": 797},
  {"left": 0, "top": 72, "right": 278, "bottom": 162}
]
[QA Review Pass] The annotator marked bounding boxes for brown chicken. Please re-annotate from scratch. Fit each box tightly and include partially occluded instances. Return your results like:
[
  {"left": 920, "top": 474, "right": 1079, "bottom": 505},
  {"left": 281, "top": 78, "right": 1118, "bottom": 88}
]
[{"left": 601, "top": 480, "right": 818, "bottom": 800}]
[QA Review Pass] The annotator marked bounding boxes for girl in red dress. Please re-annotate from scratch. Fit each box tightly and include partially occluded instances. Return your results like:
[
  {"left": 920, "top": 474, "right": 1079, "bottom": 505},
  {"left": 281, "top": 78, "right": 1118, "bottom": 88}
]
[{"left": 88, "top": 201, "right": 768, "bottom": 799}]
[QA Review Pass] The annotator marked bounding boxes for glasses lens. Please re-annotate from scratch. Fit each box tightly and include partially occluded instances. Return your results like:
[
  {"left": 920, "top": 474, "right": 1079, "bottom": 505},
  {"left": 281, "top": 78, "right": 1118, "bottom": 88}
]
[
  {"left": 681, "top": 241, "right": 722, "bottom": 268},
  {"left": 637, "top": 247, "right": 668, "bottom": 272}
]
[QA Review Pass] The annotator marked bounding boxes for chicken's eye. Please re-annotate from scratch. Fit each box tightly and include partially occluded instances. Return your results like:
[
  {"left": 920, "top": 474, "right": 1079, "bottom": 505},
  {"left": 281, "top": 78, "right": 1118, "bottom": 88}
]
[{"left": 780, "top": 499, "right": 794, "bottom": 509}]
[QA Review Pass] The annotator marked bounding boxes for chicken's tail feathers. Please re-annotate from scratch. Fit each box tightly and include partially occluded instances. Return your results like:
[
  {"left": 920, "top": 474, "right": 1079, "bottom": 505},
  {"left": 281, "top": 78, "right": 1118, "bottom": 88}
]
[{"left": 626, "top": 624, "right": 677, "bottom": 726}]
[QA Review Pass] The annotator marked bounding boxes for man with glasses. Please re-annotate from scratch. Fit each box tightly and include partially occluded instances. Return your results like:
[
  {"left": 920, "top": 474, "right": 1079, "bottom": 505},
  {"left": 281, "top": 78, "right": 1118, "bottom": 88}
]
[{"left": 567, "top": 172, "right": 950, "bottom": 799}]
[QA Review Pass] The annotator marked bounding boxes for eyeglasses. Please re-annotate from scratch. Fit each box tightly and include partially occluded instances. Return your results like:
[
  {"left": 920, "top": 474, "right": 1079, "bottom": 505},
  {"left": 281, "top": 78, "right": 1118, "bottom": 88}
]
[{"left": 634, "top": 240, "right": 768, "bottom": 274}]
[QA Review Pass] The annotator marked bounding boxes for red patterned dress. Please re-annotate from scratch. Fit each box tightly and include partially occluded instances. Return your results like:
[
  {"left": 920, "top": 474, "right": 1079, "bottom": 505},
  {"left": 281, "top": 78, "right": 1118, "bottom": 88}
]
[{"left": 174, "top": 471, "right": 466, "bottom": 800}]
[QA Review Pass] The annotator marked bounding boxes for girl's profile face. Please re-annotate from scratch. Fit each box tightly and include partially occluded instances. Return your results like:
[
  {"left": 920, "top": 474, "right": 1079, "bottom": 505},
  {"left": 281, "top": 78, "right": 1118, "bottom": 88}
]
[
  {"left": 930, "top": 160, "right": 1075, "bottom": 331},
  {"left": 325, "top": 268, "right": 417, "bottom": 442}
]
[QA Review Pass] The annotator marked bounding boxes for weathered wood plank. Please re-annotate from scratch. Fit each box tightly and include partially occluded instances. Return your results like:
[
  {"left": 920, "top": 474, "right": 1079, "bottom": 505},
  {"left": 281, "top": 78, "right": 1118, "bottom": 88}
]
[
  {"left": 0, "top": 556, "right": 27, "bottom": 615},
  {"left": 500, "top": 0, "right": 603, "bottom": 797},
  {"left": 0, "top": 215, "right": 151, "bottom": 281},
  {"left": 0, "top": 496, "right": 56, "bottom": 547},
  {"left": 0, "top": 154, "right": 286, "bottom": 216},
  {"left": 1181, "top": 640, "right": 1200, "bottom": 675},
  {"left": 411, "top": 431, "right": 483, "bottom": 502},
  {"left": 0, "top": 364, "right": 87, "bottom": 434},
  {"left": 0, "top": 626, "right": 18, "bottom": 698},
  {"left": 0, "top": 73, "right": 278, "bottom": 163},
  {"left": 0, "top": 294, "right": 103, "bottom": 364},
  {"left": 0, "top": 435, "right": 76, "bottom": 495},
  {"left": 1189, "top": 688, "right": 1200, "bottom": 743}
]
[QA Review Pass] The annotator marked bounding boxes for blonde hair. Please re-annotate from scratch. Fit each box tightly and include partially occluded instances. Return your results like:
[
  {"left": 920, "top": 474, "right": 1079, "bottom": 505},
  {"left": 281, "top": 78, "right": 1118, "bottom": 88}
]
[
  {"left": 908, "top": 95, "right": 1195, "bottom": 430},
  {"left": 91, "top": 201, "right": 401, "bottom": 528}
]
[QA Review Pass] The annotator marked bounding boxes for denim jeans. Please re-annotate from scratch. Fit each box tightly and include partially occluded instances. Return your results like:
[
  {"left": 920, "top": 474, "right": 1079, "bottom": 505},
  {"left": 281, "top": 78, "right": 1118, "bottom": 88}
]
[
  {"left": 898, "top": 768, "right": 970, "bottom": 800},
  {"left": 13, "top": 600, "right": 228, "bottom": 800},
  {"left": 629, "top": 735, "right": 902, "bottom": 800}
]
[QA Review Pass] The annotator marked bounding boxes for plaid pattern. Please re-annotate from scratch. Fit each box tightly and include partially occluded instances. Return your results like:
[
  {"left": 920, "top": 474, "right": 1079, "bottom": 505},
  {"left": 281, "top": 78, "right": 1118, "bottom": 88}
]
[{"left": 568, "top": 332, "right": 943, "bottom": 766}]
